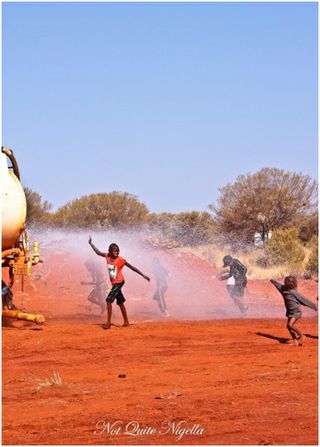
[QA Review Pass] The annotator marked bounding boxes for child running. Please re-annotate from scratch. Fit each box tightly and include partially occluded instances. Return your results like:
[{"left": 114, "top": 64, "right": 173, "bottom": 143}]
[
  {"left": 270, "top": 276, "right": 317, "bottom": 345},
  {"left": 88, "top": 236, "right": 150, "bottom": 329},
  {"left": 81, "top": 259, "right": 107, "bottom": 314},
  {"left": 218, "top": 255, "right": 248, "bottom": 315},
  {"left": 152, "top": 257, "right": 170, "bottom": 316}
]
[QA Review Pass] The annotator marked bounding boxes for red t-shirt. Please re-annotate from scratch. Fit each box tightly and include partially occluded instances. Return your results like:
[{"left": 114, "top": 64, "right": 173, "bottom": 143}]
[{"left": 105, "top": 255, "right": 126, "bottom": 284}]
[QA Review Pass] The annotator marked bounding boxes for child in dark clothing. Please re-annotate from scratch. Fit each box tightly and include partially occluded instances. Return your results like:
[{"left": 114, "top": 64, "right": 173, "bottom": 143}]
[
  {"left": 218, "top": 255, "right": 248, "bottom": 315},
  {"left": 2, "top": 280, "right": 14, "bottom": 310},
  {"left": 270, "top": 276, "right": 317, "bottom": 345}
]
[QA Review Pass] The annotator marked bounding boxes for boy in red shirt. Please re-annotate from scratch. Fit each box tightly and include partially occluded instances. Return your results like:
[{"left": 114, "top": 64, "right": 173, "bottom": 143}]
[{"left": 89, "top": 236, "right": 150, "bottom": 329}]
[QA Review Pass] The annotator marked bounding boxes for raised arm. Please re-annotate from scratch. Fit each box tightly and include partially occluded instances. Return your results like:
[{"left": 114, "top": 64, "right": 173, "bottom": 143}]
[
  {"left": 125, "top": 261, "right": 150, "bottom": 281},
  {"left": 88, "top": 236, "right": 106, "bottom": 257},
  {"left": 270, "top": 279, "right": 284, "bottom": 293}
]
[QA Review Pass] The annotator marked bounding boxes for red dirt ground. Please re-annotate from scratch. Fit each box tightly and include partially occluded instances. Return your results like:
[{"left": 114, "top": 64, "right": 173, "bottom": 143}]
[{"left": 2, "top": 244, "right": 318, "bottom": 445}]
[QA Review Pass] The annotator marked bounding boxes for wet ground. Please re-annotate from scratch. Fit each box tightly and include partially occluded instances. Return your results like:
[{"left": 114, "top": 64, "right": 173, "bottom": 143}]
[{"left": 2, "top": 246, "right": 318, "bottom": 445}]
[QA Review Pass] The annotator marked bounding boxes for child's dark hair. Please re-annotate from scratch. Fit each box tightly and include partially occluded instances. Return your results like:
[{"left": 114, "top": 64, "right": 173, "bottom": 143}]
[
  {"left": 284, "top": 276, "right": 297, "bottom": 291},
  {"left": 108, "top": 243, "right": 119, "bottom": 253}
]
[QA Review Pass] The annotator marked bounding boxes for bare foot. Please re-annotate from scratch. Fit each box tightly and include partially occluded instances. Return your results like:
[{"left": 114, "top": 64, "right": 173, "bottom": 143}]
[
  {"left": 122, "top": 322, "right": 130, "bottom": 327},
  {"left": 102, "top": 322, "right": 111, "bottom": 330},
  {"left": 286, "top": 339, "right": 299, "bottom": 346}
]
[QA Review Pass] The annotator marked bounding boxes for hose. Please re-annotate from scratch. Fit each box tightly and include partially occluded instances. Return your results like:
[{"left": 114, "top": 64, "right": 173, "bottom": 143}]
[{"left": 1, "top": 146, "right": 21, "bottom": 180}]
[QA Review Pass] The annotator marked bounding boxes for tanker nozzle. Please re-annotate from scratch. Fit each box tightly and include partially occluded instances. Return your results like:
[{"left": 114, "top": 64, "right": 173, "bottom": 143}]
[{"left": 32, "top": 241, "right": 40, "bottom": 265}]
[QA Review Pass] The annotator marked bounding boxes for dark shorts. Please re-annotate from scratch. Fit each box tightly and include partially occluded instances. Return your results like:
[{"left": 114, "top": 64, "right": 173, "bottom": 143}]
[
  {"left": 286, "top": 311, "right": 302, "bottom": 319},
  {"left": 227, "top": 283, "right": 246, "bottom": 299},
  {"left": 106, "top": 281, "right": 125, "bottom": 305}
]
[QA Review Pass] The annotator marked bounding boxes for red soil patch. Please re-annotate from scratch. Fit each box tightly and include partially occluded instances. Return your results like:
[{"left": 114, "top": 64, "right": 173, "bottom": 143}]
[{"left": 2, "top": 245, "right": 318, "bottom": 445}]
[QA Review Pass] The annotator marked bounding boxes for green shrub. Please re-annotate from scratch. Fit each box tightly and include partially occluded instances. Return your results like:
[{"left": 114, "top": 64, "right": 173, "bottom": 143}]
[
  {"left": 306, "top": 235, "right": 318, "bottom": 275},
  {"left": 265, "top": 227, "right": 305, "bottom": 267},
  {"left": 256, "top": 255, "right": 269, "bottom": 268}
]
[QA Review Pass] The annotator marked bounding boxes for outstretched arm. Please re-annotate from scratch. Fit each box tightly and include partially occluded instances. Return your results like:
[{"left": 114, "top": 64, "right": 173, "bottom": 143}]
[
  {"left": 270, "top": 279, "right": 283, "bottom": 293},
  {"left": 217, "top": 267, "right": 231, "bottom": 281},
  {"left": 125, "top": 261, "right": 150, "bottom": 281},
  {"left": 218, "top": 272, "right": 232, "bottom": 281},
  {"left": 88, "top": 236, "right": 106, "bottom": 257},
  {"left": 294, "top": 291, "right": 318, "bottom": 311}
]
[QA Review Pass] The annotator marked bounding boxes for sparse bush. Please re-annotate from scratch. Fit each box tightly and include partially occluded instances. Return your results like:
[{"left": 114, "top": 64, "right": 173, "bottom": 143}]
[
  {"left": 306, "top": 235, "right": 318, "bottom": 275},
  {"left": 147, "top": 212, "right": 176, "bottom": 234},
  {"left": 24, "top": 187, "right": 52, "bottom": 226},
  {"left": 256, "top": 255, "right": 269, "bottom": 268},
  {"left": 265, "top": 227, "right": 305, "bottom": 268},
  {"left": 52, "top": 192, "right": 149, "bottom": 230},
  {"left": 171, "top": 211, "right": 216, "bottom": 246},
  {"left": 147, "top": 211, "right": 216, "bottom": 246}
]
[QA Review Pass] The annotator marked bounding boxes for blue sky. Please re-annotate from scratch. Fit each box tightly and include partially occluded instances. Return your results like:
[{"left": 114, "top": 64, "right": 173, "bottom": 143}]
[{"left": 2, "top": 2, "right": 318, "bottom": 213}]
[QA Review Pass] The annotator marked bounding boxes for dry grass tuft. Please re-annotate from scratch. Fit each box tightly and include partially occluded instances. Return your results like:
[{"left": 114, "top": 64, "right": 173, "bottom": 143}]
[{"left": 32, "top": 371, "right": 62, "bottom": 392}]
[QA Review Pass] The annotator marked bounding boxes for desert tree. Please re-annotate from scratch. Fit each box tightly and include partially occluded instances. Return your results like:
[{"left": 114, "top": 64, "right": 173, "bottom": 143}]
[
  {"left": 209, "top": 168, "right": 318, "bottom": 246},
  {"left": 24, "top": 187, "right": 52, "bottom": 226},
  {"left": 52, "top": 191, "right": 149, "bottom": 230},
  {"left": 294, "top": 212, "right": 318, "bottom": 243}
]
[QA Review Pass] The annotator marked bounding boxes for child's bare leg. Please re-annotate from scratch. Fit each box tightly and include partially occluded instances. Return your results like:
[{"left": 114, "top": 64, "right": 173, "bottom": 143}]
[
  {"left": 103, "top": 302, "right": 112, "bottom": 329},
  {"left": 287, "top": 317, "right": 302, "bottom": 340},
  {"left": 88, "top": 291, "right": 100, "bottom": 306},
  {"left": 89, "top": 298, "right": 101, "bottom": 308},
  {"left": 100, "top": 302, "right": 107, "bottom": 314},
  {"left": 291, "top": 317, "right": 303, "bottom": 340},
  {"left": 99, "top": 295, "right": 107, "bottom": 314},
  {"left": 234, "top": 298, "right": 247, "bottom": 314},
  {"left": 119, "top": 303, "right": 129, "bottom": 326}
]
